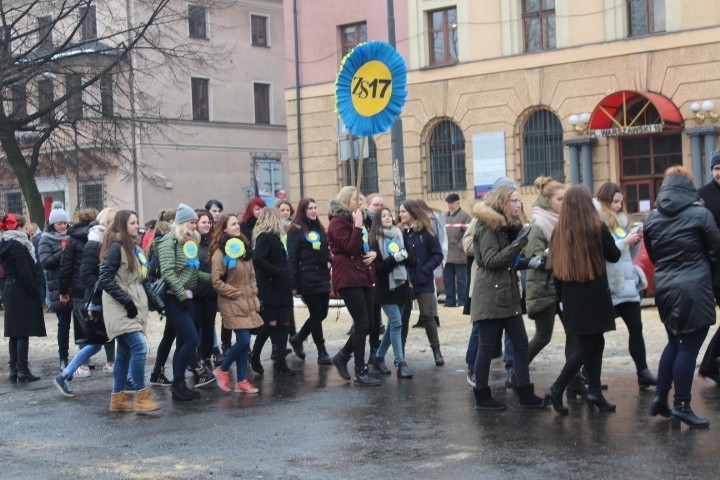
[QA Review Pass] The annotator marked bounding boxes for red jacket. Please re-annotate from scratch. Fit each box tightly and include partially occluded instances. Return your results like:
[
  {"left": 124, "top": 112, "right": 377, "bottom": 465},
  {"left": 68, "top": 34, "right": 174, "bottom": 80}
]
[{"left": 327, "top": 215, "right": 374, "bottom": 290}]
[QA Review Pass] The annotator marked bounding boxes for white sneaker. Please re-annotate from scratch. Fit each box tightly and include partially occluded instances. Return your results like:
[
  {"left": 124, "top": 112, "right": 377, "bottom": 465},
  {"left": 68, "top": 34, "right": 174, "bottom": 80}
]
[
  {"left": 73, "top": 365, "right": 91, "bottom": 378},
  {"left": 103, "top": 363, "right": 114, "bottom": 373}
]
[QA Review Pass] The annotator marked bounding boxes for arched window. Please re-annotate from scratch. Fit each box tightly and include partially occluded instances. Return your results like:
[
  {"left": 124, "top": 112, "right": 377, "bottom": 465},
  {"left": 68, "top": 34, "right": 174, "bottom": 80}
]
[
  {"left": 344, "top": 137, "right": 378, "bottom": 195},
  {"left": 522, "top": 109, "right": 564, "bottom": 185},
  {"left": 429, "top": 120, "right": 466, "bottom": 192}
]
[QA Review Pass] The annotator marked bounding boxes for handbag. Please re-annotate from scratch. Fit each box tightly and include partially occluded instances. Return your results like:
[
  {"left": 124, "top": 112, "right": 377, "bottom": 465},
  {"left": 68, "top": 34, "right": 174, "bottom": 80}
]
[
  {"left": 75, "top": 281, "right": 110, "bottom": 345},
  {"left": 149, "top": 277, "right": 167, "bottom": 302}
]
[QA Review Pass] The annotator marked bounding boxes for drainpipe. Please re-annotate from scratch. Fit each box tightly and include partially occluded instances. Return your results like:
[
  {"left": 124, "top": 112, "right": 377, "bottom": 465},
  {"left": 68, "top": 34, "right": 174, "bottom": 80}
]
[{"left": 293, "top": 0, "right": 304, "bottom": 198}]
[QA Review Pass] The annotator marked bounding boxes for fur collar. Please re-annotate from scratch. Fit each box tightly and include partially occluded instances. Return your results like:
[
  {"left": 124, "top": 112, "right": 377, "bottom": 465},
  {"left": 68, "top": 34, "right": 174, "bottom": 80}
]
[
  {"left": 472, "top": 201, "right": 512, "bottom": 231},
  {"left": 400, "top": 220, "right": 425, "bottom": 233},
  {"left": 329, "top": 199, "right": 353, "bottom": 223},
  {"left": 592, "top": 198, "right": 629, "bottom": 229}
]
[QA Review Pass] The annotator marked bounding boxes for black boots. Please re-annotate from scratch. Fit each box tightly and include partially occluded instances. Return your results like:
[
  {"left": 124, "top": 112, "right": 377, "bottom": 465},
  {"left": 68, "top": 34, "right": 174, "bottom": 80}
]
[
  {"left": 397, "top": 361, "right": 413, "bottom": 379},
  {"left": 288, "top": 334, "right": 306, "bottom": 360},
  {"left": 372, "top": 356, "right": 391, "bottom": 375},
  {"left": 332, "top": 350, "right": 351, "bottom": 381},
  {"left": 516, "top": 384, "right": 546, "bottom": 409},
  {"left": 650, "top": 390, "right": 671, "bottom": 418},
  {"left": 8, "top": 361, "right": 18, "bottom": 383},
  {"left": 12, "top": 338, "right": 39, "bottom": 382},
  {"left": 566, "top": 374, "right": 588, "bottom": 399},
  {"left": 317, "top": 346, "right": 332, "bottom": 366},
  {"left": 543, "top": 386, "right": 569, "bottom": 414},
  {"left": 504, "top": 371, "right": 517, "bottom": 389},
  {"left": 171, "top": 379, "right": 200, "bottom": 401},
  {"left": 473, "top": 386, "right": 506, "bottom": 411},
  {"left": 671, "top": 401, "right": 709, "bottom": 429},
  {"left": 586, "top": 389, "right": 616, "bottom": 412},
  {"left": 432, "top": 347, "right": 445, "bottom": 366},
  {"left": 354, "top": 368, "right": 380, "bottom": 386},
  {"left": 250, "top": 351, "right": 264, "bottom": 375},
  {"left": 637, "top": 368, "right": 657, "bottom": 389},
  {"left": 273, "top": 356, "right": 296, "bottom": 377},
  {"left": 17, "top": 368, "right": 40, "bottom": 383}
]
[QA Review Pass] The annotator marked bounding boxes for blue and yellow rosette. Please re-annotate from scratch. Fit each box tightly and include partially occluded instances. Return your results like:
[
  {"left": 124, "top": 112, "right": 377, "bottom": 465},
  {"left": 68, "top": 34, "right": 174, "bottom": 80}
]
[
  {"left": 614, "top": 227, "right": 630, "bottom": 250},
  {"left": 223, "top": 238, "right": 245, "bottom": 269},
  {"left": 385, "top": 239, "right": 401, "bottom": 256},
  {"left": 305, "top": 230, "right": 321, "bottom": 251},
  {"left": 361, "top": 226, "right": 370, "bottom": 253},
  {"left": 183, "top": 241, "right": 200, "bottom": 269},
  {"left": 335, "top": 41, "right": 407, "bottom": 136},
  {"left": 135, "top": 247, "right": 148, "bottom": 279}
]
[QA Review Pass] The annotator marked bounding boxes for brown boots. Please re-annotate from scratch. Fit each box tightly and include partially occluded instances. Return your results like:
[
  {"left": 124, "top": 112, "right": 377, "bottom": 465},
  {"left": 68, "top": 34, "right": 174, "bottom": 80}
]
[
  {"left": 110, "top": 391, "right": 133, "bottom": 412},
  {"left": 110, "top": 389, "right": 161, "bottom": 414}
]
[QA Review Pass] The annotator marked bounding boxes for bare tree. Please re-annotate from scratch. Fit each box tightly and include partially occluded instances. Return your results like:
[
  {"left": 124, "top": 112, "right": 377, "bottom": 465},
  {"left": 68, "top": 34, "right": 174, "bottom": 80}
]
[{"left": 0, "top": 0, "right": 228, "bottom": 224}]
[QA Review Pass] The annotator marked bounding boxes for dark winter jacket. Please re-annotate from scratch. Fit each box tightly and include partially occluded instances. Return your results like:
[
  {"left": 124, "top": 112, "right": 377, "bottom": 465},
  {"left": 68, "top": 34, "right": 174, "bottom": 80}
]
[
  {"left": 253, "top": 231, "right": 293, "bottom": 307},
  {"left": 327, "top": 201, "right": 374, "bottom": 291},
  {"left": 644, "top": 174, "right": 720, "bottom": 335},
  {"left": 79, "top": 224, "right": 105, "bottom": 304},
  {"left": 240, "top": 217, "right": 257, "bottom": 242},
  {"left": 0, "top": 233, "right": 46, "bottom": 338},
  {"left": 59, "top": 221, "right": 94, "bottom": 299},
  {"left": 698, "top": 180, "right": 720, "bottom": 230},
  {"left": 38, "top": 228, "right": 72, "bottom": 312},
  {"left": 372, "top": 247, "right": 414, "bottom": 305},
  {"left": 402, "top": 223, "right": 443, "bottom": 295},
  {"left": 287, "top": 222, "right": 331, "bottom": 296},
  {"left": 193, "top": 233, "right": 216, "bottom": 300}
]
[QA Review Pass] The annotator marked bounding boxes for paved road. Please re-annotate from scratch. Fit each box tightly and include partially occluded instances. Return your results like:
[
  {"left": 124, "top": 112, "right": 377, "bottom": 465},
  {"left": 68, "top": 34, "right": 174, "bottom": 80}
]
[{"left": 2, "top": 304, "right": 720, "bottom": 479}]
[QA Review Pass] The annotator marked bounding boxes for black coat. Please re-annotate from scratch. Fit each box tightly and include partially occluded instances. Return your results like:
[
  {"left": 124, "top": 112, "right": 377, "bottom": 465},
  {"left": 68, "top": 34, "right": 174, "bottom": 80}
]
[
  {"left": 0, "top": 237, "right": 46, "bottom": 338},
  {"left": 372, "top": 249, "right": 413, "bottom": 306},
  {"left": 286, "top": 223, "right": 331, "bottom": 295},
  {"left": 644, "top": 174, "right": 720, "bottom": 335},
  {"left": 37, "top": 229, "right": 72, "bottom": 312},
  {"left": 402, "top": 226, "right": 443, "bottom": 295},
  {"left": 79, "top": 239, "right": 102, "bottom": 304},
  {"left": 253, "top": 232, "right": 293, "bottom": 307},
  {"left": 59, "top": 222, "right": 93, "bottom": 299},
  {"left": 193, "top": 233, "right": 217, "bottom": 300},
  {"left": 240, "top": 217, "right": 257, "bottom": 243},
  {"left": 554, "top": 224, "right": 621, "bottom": 336}
]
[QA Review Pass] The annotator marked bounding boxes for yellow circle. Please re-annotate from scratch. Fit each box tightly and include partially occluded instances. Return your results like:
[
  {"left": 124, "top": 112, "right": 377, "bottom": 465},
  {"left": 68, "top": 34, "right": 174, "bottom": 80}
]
[{"left": 351, "top": 61, "right": 393, "bottom": 117}]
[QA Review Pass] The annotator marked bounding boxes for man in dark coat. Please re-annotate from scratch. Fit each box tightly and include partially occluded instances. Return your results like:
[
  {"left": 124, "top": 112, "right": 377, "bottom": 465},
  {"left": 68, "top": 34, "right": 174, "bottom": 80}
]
[{"left": 697, "top": 149, "right": 720, "bottom": 384}]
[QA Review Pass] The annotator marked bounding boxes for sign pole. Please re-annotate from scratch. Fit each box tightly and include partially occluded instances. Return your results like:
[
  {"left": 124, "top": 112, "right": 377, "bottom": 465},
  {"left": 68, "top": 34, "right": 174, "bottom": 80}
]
[{"left": 356, "top": 136, "right": 366, "bottom": 191}]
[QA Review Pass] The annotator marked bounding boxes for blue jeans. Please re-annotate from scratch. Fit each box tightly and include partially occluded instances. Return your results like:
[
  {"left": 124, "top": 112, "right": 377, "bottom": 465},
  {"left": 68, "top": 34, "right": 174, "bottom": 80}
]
[
  {"left": 377, "top": 304, "right": 405, "bottom": 364},
  {"left": 62, "top": 344, "right": 101, "bottom": 379},
  {"left": 57, "top": 310, "right": 72, "bottom": 361},
  {"left": 657, "top": 326, "right": 709, "bottom": 403},
  {"left": 166, "top": 294, "right": 199, "bottom": 382},
  {"left": 221, "top": 329, "right": 251, "bottom": 381},
  {"left": 113, "top": 332, "right": 148, "bottom": 393},
  {"left": 443, "top": 263, "right": 467, "bottom": 307}
]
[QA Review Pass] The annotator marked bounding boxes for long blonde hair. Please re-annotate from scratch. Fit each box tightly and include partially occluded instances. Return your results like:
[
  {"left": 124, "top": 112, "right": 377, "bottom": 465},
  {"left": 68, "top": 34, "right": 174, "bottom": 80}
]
[
  {"left": 336, "top": 186, "right": 359, "bottom": 211},
  {"left": 253, "top": 207, "right": 285, "bottom": 246},
  {"left": 175, "top": 222, "right": 200, "bottom": 244}
]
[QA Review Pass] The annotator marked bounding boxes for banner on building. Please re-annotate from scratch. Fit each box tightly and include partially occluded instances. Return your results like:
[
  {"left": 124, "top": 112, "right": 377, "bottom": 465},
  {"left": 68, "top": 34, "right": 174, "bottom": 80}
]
[{"left": 473, "top": 132, "right": 507, "bottom": 198}]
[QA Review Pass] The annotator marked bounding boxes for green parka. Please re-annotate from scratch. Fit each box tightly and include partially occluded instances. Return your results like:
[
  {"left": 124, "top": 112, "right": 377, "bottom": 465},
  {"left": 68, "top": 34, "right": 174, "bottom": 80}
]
[
  {"left": 524, "top": 195, "right": 557, "bottom": 318},
  {"left": 157, "top": 232, "right": 211, "bottom": 301}
]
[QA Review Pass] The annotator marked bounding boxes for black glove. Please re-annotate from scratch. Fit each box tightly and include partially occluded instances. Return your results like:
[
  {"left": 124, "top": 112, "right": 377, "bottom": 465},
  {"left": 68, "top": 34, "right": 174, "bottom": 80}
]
[
  {"left": 125, "top": 302, "right": 138, "bottom": 319},
  {"left": 511, "top": 225, "right": 531, "bottom": 249},
  {"left": 179, "top": 298, "right": 192, "bottom": 311}
]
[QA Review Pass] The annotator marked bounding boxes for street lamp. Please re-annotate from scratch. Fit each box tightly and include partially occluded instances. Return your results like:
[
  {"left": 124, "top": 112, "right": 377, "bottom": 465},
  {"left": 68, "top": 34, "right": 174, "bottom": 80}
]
[
  {"left": 690, "top": 100, "right": 719, "bottom": 124},
  {"left": 568, "top": 112, "right": 591, "bottom": 134}
]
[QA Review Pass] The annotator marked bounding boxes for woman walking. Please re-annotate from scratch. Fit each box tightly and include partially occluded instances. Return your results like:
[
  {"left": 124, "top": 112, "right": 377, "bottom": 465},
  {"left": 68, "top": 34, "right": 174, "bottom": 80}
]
[
  {"left": 594, "top": 181, "right": 656, "bottom": 389},
  {"left": 191, "top": 210, "right": 217, "bottom": 387},
  {"left": 543, "top": 185, "right": 621, "bottom": 414},
  {"left": 211, "top": 214, "right": 263, "bottom": 393},
  {"left": 643, "top": 166, "right": 720, "bottom": 428},
  {"left": 98, "top": 210, "right": 163, "bottom": 413},
  {"left": 287, "top": 198, "right": 333, "bottom": 365},
  {"left": 1, "top": 214, "right": 45, "bottom": 383}
]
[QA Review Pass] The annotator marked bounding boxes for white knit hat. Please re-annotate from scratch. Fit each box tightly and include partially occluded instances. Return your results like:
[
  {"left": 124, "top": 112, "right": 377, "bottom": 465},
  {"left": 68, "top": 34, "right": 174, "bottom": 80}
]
[
  {"left": 175, "top": 203, "right": 198, "bottom": 225},
  {"left": 48, "top": 204, "right": 70, "bottom": 225}
]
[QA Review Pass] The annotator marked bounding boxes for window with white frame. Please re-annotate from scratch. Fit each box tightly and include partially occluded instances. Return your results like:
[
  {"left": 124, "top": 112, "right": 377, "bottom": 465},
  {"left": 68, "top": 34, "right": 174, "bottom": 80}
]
[{"left": 79, "top": 178, "right": 104, "bottom": 210}]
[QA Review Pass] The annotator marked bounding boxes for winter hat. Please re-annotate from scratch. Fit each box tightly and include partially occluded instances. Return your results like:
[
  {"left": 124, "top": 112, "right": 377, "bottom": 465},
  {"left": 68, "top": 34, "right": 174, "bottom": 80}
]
[
  {"left": 711, "top": 149, "right": 720, "bottom": 168},
  {"left": 445, "top": 193, "right": 460, "bottom": 203},
  {"left": 175, "top": 203, "right": 198, "bottom": 225},
  {"left": 48, "top": 203, "right": 70, "bottom": 225},
  {"left": 492, "top": 176, "right": 517, "bottom": 189}
]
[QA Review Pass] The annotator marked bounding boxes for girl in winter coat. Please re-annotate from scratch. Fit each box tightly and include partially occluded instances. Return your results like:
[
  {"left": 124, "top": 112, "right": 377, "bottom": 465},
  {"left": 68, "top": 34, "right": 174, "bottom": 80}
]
[
  {"left": 643, "top": 166, "right": 720, "bottom": 429},
  {"left": 398, "top": 200, "right": 445, "bottom": 366},
  {"left": 210, "top": 214, "right": 263, "bottom": 393},
  {"left": 158, "top": 203, "right": 212, "bottom": 401},
  {"left": 370, "top": 207, "right": 414, "bottom": 379},
  {"left": 98, "top": 210, "right": 163, "bottom": 414},
  {"left": 543, "top": 185, "right": 621, "bottom": 414},
  {"left": 38, "top": 203, "right": 73, "bottom": 369},
  {"left": 1, "top": 214, "right": 45, "bottom": 382},
  {"left": 287, "top": 198, "right": 333, "bottom": 365},
  {"left": 328, "top": 186, "right": 380, "bottom": 386},
  {"left": 595, "top": 182, "right": 656, "bottom": 389},
  {"left": 240, "top": 197, "right": 266, "bottom": 241},
  {"left": 250, "top": 207, "right": 295, "bottom": 376},
  {"left": 470, "top": 186, "right": 544, "bottom": 411}
]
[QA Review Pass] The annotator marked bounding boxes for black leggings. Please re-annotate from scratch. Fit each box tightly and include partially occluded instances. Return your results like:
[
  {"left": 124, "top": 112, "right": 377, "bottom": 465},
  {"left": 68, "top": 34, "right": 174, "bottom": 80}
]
[
  {"left": 193, "top": 296, "right": 218, "bottom": 359},
  {"left": 554, "top": 334, "right": 605, "bottom": 391},
  {"left": 297, "top": 292, "right": 330, "bottom": 348},
  {"left": 339, "top": 286, "right": 373, "bottom": 372},
  {"left": 152, "top": 320, "right": 175, "bottom": 374},
  {"left": 614, "top": 301, "right": 648, "bottom": 372}
]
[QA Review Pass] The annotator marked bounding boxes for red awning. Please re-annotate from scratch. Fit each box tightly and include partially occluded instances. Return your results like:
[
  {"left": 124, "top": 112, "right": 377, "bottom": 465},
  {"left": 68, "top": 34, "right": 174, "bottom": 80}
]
[{"left": 588, "top": 90, "right": 684, "bottom": 131}]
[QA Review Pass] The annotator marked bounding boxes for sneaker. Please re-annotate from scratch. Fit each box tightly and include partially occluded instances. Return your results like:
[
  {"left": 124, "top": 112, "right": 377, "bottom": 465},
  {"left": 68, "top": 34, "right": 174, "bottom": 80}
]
[
  {"left": 467, "top": 370, "right": 476, "bottom": 388},
  {"left": 73, "top": 366, "right": 91, "bottom": 378},
  {"left": 195, "top": 368, "right": 216, "bottom": 388},
  {"left": 149, "top": 369, "right": 172, "bottom": 386},
  {"left": 53, "top": 374, "right": 76, "bottom": 398},
  {"left": 103, "top": 362, "right": 115, "bottom": 373},
  {"left": 235, "top": 379, "right": 259, "bottom": 394},
  {"left": 214, "top": 367, "right": 232, "bottom": 392}
]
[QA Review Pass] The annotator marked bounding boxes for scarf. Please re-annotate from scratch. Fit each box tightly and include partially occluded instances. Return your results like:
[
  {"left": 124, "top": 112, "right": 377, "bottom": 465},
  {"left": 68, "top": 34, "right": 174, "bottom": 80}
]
[
  {"left": 531, "top": 205, "right": 559, "bottom": 241},
  {"left": 1, "top": 230, "right": 36, "bottom": 263},
  {"left": 42, "top": 230, "right": 69, "bottom": 243},
  {"left": 378, "top": 226, "right": 407, "bottom": 291}
]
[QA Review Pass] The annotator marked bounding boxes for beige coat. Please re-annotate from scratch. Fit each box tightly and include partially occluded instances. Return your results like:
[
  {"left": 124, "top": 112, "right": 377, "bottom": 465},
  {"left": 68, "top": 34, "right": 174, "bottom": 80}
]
[
  {"left": 462, "top": 218, "right": 479, "bottom": 298},
  {"left": 211, "top": 250, "right": 263, "bottom": 330},
  {"left": 102, "top": 244, "right": 149, "bottom": 340}
]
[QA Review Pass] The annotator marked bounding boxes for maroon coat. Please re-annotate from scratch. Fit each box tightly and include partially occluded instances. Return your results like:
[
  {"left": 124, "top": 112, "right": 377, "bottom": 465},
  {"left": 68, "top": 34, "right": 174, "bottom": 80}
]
[{"left": 327, "top": 212, "right": 373, "bottom": 291}]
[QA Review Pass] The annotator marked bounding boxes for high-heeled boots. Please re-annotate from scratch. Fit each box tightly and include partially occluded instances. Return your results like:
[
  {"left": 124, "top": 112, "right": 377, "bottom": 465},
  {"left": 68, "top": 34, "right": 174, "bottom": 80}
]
[
  {"left": 637, "top": 368, "right": 657, "bottom": 389},
  {"left": 671, "top": 401, "right": 709, "bottom": 429},
  {"left": 543, "top": 386, "right": 569, "bottom": 414},
  {"left": 586, "top": 389, "right": 616, "bottom": 412},
  {"left": 650, "top": 390, "right": 671, "bottom": 418}
]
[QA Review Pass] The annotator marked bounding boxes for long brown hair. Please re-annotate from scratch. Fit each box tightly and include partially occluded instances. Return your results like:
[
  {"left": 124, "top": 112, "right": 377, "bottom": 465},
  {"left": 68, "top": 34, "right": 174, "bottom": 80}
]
[
  {"left": 210, "top": 214, "right": 250, "bottom": 258},
  {"left": 595, "top": 181, "right": 624, "bottom": 229},
  {"left": 547, "top": 185, "right": 605, "bottom": 282},
  {"left": 291, "top": 198, "right": 326, "bottom": 236},
  {"left": 99, "top": 210, "right": 139, "bottom": 273},
  {"left": 400, "top": 199, "right": 433, "bottom": 234}
]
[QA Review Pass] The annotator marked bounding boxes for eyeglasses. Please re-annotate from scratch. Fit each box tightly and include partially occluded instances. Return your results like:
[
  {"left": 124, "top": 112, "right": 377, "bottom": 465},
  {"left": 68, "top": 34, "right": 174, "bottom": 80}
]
[{"left": 508, "top": 198, "right": 522, "bottom": 203}]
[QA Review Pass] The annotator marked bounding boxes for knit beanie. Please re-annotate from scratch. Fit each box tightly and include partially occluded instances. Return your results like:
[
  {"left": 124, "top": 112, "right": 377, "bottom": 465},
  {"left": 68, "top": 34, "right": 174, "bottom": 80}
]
[
  {"left": 48, "top": 204, "right": 70, "bottom": 225},
  {"left": 711, "top": 149, "right": 720, "bottom": 169},
  {"left": 492, "top": 176, "right": 517, "bottom": 189},
  {"left": 175, "top": 203, "right": 198, "bottom": 225}
]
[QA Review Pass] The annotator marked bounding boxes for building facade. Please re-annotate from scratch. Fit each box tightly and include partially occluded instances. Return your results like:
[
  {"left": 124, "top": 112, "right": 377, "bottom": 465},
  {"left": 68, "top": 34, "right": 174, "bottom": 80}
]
[{"left": 284, "top": 0, "right": 720, "bottom": 213}]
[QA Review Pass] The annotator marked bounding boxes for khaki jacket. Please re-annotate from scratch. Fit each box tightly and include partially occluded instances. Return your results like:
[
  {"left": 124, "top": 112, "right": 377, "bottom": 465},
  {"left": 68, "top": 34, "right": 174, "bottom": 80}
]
[{"left": 211, "top": 250, "right": 263, "bottom": 330}]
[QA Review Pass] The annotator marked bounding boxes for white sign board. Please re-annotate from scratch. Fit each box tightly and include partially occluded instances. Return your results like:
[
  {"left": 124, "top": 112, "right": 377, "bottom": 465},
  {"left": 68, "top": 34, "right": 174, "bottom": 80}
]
[{"left": 473, "top": 131, "right": 506, "bottom": 198}]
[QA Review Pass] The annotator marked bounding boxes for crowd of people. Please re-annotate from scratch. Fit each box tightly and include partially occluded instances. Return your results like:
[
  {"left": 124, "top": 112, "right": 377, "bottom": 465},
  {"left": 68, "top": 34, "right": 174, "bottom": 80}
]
[{"left": 3, "top": 152, "right": 720, "bottom": 428}]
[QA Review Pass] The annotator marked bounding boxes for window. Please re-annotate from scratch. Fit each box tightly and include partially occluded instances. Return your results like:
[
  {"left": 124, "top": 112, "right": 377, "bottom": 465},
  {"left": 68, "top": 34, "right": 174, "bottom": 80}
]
[
  {"left": 191, "top": 77, "right": 209, "bottom": 121},
  {"left": 428, "top": 7, "right": 457, "bottom": 66},
  {"left": 627, "top": 0, "right": 665, "bottom": 36},
  {"left": 66, "top": 74, "right": 83, "bottom": 121},
  {"left": 522, "top": 109, "right": 564, "bottom": 185},
  {"left": 11, "top": 83, "right": 27, "bottom": 117},
  {"left": 79, "top": 5, "right": 97, "bottom": 40},
  {"left": 340, "top": 22, "right": 367, "bottom": 57},
  {"left": 523, "top": 0, "right": 555, "bottom": 51},
  {"left": 344, "top": 138, "right": 378, "bottom": 194},
  {"left": 38, "top": 16, "right": 53, "bottom": 49},
  {"left": 79, "top": 179, "right": 104, "bottom": 210},
  {"left": 254, "top": 158, "right": 284, "bottom": 205},
  {"left": 254, "top": 82, "right": 270, "bottom": 124},
  {"left": 100, "top": 75, "right": 113, "bottom": 117},
  {"left": 429, "top": 120, "right": 466, "bottom": 192},
  {"left": 2, "top": 190, "right": 24, "bottom": 215},
  {"left": 188, "top": 5, "right": 207, "bottom": 39},
  {"left": 251, "top": 14, "right": 268, "bottom": 46},
  {"left": 38, "top": 78, "right": 54, "bottom": 121}
]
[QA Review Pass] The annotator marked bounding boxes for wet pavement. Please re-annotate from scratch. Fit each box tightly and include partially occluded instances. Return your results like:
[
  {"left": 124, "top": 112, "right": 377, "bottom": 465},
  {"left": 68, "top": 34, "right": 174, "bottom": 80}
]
[{"left": 2, "top": 304, "right": 720, "bottom": 479}]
